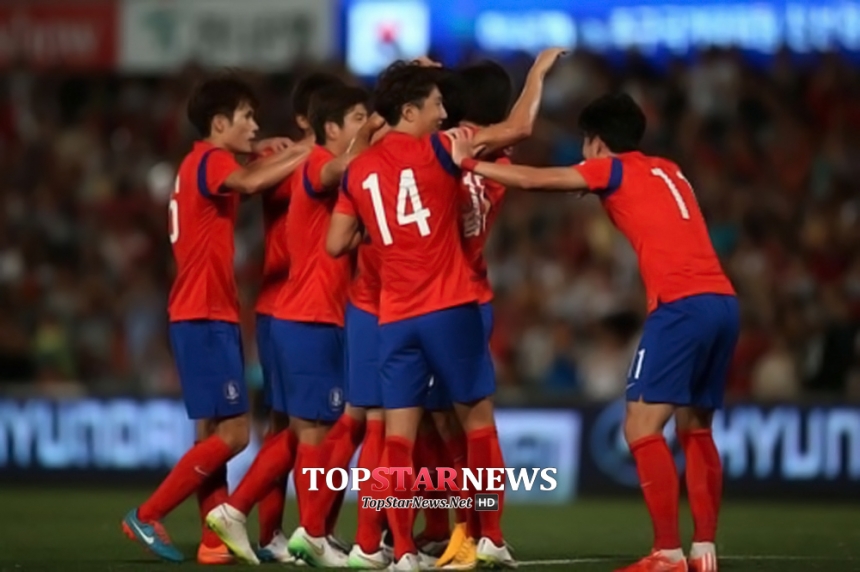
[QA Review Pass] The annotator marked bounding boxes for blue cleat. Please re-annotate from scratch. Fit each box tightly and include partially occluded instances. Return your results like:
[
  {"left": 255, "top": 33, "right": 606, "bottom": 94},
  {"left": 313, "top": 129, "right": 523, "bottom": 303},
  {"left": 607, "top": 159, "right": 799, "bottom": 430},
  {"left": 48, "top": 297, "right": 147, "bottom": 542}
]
[{"left": 122, "top": 509, "right": 184, "bottom": 563}]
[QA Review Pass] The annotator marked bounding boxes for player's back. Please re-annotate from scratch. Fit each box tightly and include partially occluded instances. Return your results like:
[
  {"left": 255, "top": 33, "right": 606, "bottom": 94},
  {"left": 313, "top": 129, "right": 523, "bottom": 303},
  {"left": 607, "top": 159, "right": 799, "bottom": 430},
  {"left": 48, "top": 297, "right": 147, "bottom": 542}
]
[
  {"left": 461, "top": 154, "right": 509, "bottom": 304},
  {"left": 255, "top": 172, "right": 294, "bottom": 316},
  {"left": 346, "top": 130, "right": 477, "bottom": 324},
  {"left": 168, "top": 142, "right": 240, "bottom": 323},
  {"left": 596, "top": 151, "right": 734, "bottom": 312},
  {"left": 275, "top": 146, "right": 350, "bottom": 325}
]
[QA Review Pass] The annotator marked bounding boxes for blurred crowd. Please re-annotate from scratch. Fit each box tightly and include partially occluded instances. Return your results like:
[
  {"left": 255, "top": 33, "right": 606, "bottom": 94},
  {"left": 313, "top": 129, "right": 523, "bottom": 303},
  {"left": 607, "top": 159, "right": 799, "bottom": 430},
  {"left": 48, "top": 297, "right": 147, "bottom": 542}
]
[{"left": 1, "top": 48, "right": 859, "bottom": 403}]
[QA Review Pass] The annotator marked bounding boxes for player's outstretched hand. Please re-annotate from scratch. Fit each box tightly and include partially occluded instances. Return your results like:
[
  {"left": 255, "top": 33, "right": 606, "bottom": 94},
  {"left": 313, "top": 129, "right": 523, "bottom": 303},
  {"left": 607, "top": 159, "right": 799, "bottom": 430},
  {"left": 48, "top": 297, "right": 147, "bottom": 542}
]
[
  {"left": 446, "top": 127, "right": 477, "bottom": 167},
  {"left": 412, "top": 56, "right": 442, "bottom": 68},
  {"left": 532, "top": 47, "right": 568, "bottom": 77},
  {"left": 252, "top": 137, "right": 294, "bottom": 155}
]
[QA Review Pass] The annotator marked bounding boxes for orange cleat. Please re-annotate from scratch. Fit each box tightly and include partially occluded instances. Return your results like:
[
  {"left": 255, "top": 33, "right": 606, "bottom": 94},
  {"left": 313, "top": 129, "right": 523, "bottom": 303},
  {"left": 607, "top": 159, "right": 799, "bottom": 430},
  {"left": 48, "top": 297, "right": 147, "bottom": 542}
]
[
  {"left": 197, "top": 542, "right": 235, "bottom": 565},
  {"left": 615, "top": 551, "right": 689, "bottom": 572},
  {"left": 688, "top": 552, "right": 718, "bottom": 572}
]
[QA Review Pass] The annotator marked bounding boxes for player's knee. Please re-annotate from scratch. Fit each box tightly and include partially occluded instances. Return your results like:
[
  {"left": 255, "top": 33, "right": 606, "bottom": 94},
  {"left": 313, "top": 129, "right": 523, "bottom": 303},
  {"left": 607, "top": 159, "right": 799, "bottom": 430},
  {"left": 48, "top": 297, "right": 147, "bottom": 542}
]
[
  {"left": 624, "top": 402, "right": 673, "bottom": 444},
  {"left": 454, "top": 397, "right": 495, "bottom": 433},
  {"left": 216, "top": 415, "right": 252, "bottom": 455}
]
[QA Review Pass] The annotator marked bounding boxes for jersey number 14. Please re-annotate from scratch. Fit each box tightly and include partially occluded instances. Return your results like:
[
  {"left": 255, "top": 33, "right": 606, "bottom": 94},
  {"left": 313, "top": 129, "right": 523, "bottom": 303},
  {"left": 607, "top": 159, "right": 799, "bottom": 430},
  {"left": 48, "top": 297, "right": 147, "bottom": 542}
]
[{"left": 363, "top": 169, "right": 431, "bottom": 245}]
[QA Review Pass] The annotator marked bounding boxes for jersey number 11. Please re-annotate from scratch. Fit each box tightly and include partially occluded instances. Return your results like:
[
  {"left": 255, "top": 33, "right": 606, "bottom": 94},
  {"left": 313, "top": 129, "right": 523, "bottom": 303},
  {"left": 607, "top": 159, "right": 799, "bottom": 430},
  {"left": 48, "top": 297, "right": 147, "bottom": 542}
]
[{"left": 363, "top": 169, "right": 431, "bottom": 245}]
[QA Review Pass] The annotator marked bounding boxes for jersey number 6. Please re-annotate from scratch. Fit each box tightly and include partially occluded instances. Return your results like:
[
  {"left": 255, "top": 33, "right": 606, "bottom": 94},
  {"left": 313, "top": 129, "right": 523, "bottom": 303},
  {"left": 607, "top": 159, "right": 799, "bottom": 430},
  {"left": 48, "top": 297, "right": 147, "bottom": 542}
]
[{"left": 363, "top": 169, "right": 431, "bottom": 245}]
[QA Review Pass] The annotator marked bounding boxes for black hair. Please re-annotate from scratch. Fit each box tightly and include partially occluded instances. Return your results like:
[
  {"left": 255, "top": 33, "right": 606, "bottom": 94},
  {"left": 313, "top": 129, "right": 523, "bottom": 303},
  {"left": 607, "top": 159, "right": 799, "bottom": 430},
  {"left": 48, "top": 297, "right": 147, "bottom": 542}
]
[
  {"left": 373, "top": 61, "right": 443, "bottom": 126},
  {"left": 187, "top": 75, "right": 259, "bottom": 137},
  {"left": 438, "top": 69, "right": 468, "bottom": 130},
  {"left": 308, "top": 85, "right": 370, "bottom": 145},
  {"left": 577, "top": 93, "right": 646, "bottom": 153},
  {"left": 291, "top": 72, "right": 344, "bottom": 119},
  {"left": 458, "top": 61, "right": 513, "bottom": 126}
]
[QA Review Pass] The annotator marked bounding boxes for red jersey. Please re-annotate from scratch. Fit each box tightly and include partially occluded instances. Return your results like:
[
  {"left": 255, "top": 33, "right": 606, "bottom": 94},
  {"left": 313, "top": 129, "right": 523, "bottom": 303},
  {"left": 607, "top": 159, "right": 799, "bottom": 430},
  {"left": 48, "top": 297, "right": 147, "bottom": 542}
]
[
  {"left": 337, "top": 130, "right": 478, "bottom": 325},
  {"left": 575, "top": 152, "right": 735, "bottom": 313},
  {"left": 461, "top": 155, "right": 509, "bottom": 304},
  {"left": 255, "top": 171, "right": 295, "bottom": 316},
  {"left": 168, "top": 141, "right": 241, "bottom": 323},
  {"left": 274, "top": 145, "right": 350, "bottom": 326},
  {"left": 347, "top": 239, "right": 381, "bottom": 316}
]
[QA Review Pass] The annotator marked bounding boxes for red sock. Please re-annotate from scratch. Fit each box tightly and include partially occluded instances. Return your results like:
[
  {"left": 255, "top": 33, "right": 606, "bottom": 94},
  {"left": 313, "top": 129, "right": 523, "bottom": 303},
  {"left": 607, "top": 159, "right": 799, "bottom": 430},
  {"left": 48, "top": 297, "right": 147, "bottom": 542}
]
[
  {"left": 197, "top": 464, "right": 228, "bottom": 548},
  {"left": 466, "top": 426, "right": 505, "bottom": 545},
  {"left": 414, "top": 430, "right": 450, "bottom": 540},
  {"left": 138, "top": 435, "right": 233, "bottom": 522},
  {"left": 227, "top": 429, "right": 296, "bottom": 516},
  {"left": 257, "top": 429, "right": 297, "bottom": 545},
  {"left": 680, "top": 430, "right": 722, "bottom": 543},
  {"left": 317, "top": 415, "right": 365, "bottom": 535},
  {"left": 630, "top": 434, "right": 681, "bottom": 550},
  {"left": 296, "top": 443, "right": 327, "bottom": 537},
  {"left": 383, "top": 436, "right": 417, "bottom": 560},
  {"left": 444, "top": 433, "right": 476, "bottom": 535},
  {"left": 356, "top": 419, "right": 386, "bottom": 554}
]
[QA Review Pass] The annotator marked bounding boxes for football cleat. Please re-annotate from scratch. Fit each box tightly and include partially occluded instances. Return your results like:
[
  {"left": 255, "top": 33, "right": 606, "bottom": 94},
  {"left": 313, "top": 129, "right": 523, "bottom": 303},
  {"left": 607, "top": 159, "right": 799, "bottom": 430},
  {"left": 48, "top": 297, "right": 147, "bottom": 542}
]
[
  {"left": 288, "top": 526, "right": 348, "bottom": 568},
  {"left": 121, "top": 509, "right": 184, "bottom": 563},
  {"left": 615, "top": 551, "right": 688, "bottom": 572},
  {"left": 205, "top": 504, "right": 260, "bottom": 565},
  {"left": 476, "top": 537, "right": 517, "bottom": 569}
]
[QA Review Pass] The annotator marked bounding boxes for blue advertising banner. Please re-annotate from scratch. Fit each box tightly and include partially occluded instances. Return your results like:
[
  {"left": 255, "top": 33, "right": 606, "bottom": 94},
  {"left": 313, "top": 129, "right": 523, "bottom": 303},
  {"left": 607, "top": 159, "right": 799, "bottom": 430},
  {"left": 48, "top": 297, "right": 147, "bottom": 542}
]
[
  {"left": 343, "top": 0, "right": 860, "bottom": 74},
  {"left": 1, "top": 398, "right": 857, "bottom": 499}
]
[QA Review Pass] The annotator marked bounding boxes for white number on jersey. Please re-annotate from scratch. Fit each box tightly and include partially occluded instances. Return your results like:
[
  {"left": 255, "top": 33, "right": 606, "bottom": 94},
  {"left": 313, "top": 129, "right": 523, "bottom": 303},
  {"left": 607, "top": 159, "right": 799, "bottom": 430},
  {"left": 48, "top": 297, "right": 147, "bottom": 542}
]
[
  {"left": 363, "top": 169, "right": 432, "bottom": 245},
  {"left": 168, "top": 176, "right": 180, "bottom": 244},
  {"left": 651, "top": 167, "right": 695, "bottom": 220},
  {"left": 462, "top": 172, "right": 488, "bottom": 238}
]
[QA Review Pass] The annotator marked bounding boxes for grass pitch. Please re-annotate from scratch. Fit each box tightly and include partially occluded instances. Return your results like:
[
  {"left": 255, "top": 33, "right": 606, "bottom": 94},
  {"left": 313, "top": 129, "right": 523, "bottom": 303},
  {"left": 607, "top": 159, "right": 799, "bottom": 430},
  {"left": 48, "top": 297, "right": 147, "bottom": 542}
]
[{"left": 0, "top": 488, "right": 857, "bottom": 571}]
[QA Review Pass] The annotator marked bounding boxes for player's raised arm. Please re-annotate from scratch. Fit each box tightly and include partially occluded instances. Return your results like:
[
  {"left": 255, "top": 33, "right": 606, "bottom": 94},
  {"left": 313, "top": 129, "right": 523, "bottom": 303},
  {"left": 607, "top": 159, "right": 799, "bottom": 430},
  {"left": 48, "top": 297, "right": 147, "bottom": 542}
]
[
  {"left": 223, "top": 143, "right": 312, "bottom": 195},
  {"left": 469, "top": 47, "right": 566, "bottom": 153},
  {"left": 318, "top": 112, "right": 386, "bottom": 188},
  {"left": 449, "top": 129, "right": 589, "bottom": 191}
]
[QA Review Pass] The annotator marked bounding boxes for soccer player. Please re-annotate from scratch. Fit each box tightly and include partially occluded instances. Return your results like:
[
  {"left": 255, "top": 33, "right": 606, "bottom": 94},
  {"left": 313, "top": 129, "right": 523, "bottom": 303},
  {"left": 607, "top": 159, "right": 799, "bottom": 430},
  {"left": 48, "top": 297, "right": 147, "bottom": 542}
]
[
  {"left": 208, "top": 84, "right": 378, "bottom": 567},
  {"left": 246, "top": 72, "right": 345, "bottom": 563},
  {"left": 428, "top": 60, "right": 516, "bottom": 570},
  {"left": 448, "top": 93, "right": 739, "bottom": 572},
  {"left": 121, "top": 75, "right": 312, "bottom": 564},
  {"left": 327, "top": 49, "right": 564, "bottom": 571}
]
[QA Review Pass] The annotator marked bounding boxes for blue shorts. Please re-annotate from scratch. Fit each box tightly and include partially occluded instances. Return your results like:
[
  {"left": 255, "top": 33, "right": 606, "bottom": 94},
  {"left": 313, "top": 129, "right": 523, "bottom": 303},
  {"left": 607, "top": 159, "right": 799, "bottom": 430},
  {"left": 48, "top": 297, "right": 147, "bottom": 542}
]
[
  {"left": 381, "top": 303, "right": 495, "bottom": 410},
  {"left": 255, "top": 314, "right": 278, "bottom": 409},
  {"left": 425, "top": 302, "right": 494, "bottom": 411},
  {"left": 270, "top": 319, "right": 345, "bottom": 422},
  {"left": 626, "top": 294, "right": 740, "bottom": 409},
  {"left": 169, "top": 320, "right": 249, "bottom": 420},
  {"left": 345, "top": 303, "right": 383, "bottom": 408}
]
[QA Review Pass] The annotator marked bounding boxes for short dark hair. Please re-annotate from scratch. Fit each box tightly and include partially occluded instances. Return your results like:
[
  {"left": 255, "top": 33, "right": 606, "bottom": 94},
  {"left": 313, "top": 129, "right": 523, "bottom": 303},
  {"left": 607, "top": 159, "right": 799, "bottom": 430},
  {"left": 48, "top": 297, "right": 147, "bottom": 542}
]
[
  {"left": 291, "top": 72, "right": 344, "bottom": 119},
  {"left": 373, "top": 61, "right": 443, "bottom": 126},
  {"left": 437, "top": 69, "right": 467, "bottom": 130},
  {"left": 458, "top": 61, "right": 513, "bottom": 126},
  {"left": 308, "top": 85, "right": 369, "bottom": 145},
  {"left": 187, "top": 75, "right": 259, "bottom": 137},
  {"left": 577, "top": 93, "right": 646, "bottom": 153}
]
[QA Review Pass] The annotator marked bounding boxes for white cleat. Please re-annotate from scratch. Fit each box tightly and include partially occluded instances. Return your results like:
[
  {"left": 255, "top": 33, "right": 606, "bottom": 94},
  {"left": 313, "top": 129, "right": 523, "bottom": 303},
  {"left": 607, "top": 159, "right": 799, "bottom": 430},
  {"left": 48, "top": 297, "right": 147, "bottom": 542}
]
[
  {"left": 388, "top": 552, "right": 420, "bottom": 571},
  {"left": 205, "top": 504, "right": 260, "bottom": 565},
  {"left": 288, "top": 526, "right": 348, "bottom": 568},
  {"left": 256, "top": 530, "right": 296, "bottom": 563},
  {"left": 329, "top": 534, "right": 352, "bottom": 555},
  {"left": 348, "top": 544, "right": 390, "bottom": 569},
  {"left": 476, "top": 538, "right": 517, "bottom": 569}
]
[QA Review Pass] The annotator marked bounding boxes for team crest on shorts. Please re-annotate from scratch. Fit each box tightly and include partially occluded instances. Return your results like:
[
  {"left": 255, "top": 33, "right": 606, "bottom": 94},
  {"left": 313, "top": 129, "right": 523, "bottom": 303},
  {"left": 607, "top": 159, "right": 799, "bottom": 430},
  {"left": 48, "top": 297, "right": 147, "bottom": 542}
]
[
  {"left": 329, "top": 387, "right": 344, "bottom": 409},
  {"left": 224, "top": 381, "right": 240, "bottom": 403}
]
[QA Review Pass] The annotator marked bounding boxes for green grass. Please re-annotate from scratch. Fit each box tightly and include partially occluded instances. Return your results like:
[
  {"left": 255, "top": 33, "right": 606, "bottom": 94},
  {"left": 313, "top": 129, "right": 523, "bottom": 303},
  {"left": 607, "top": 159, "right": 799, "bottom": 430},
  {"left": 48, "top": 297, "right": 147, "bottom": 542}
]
[{"left": 0, "top": 488, "right": 857, "bottom": 571}]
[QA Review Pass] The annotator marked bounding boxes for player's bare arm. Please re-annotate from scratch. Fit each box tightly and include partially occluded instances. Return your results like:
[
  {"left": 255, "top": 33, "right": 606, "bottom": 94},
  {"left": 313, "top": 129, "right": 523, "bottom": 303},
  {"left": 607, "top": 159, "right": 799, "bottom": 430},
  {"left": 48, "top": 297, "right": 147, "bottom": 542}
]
[
  {"left": 326, "top": 212, "right": 360, "bottom": 257},
  {"left": 251, "top": 137, "right": 294, "bottom": 155},
  {"left": 450, "top": 130, "right": 587, "bottom": 191},
  {"left": 319, "top": 113, "right": 386, "bottom": 188},
  {"left": 469, "top": 47, "right": 567, "bottom": 153},
  {"left": 225, "top": 143, "right": 312, "bottom": 195}
]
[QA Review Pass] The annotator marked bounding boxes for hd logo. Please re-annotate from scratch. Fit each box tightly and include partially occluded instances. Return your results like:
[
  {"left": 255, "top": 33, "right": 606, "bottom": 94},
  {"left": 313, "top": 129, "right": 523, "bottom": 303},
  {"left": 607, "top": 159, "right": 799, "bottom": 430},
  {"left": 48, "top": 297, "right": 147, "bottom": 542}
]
[{"left": 475, "top": 493, "right": 500, "bottom": 511}]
